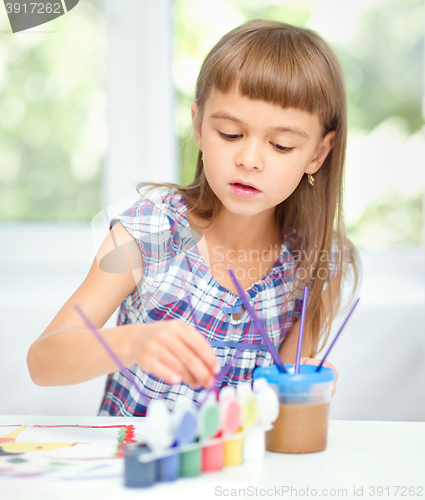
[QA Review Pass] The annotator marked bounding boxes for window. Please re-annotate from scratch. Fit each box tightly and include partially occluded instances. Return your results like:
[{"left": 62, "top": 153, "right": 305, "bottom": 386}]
[{"left": 0, "top": 0, "right": 105, "bottom": 220}]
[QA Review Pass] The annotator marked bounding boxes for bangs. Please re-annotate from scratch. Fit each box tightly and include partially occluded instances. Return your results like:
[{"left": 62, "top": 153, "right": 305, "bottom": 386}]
[{"left": 201, "top": 24, "right": 341, "bottom": 131}]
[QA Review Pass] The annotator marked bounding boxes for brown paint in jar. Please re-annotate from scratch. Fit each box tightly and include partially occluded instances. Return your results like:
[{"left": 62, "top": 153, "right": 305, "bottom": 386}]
[{"left": 266, "top": 402, "right": 330, "bottom": 453}]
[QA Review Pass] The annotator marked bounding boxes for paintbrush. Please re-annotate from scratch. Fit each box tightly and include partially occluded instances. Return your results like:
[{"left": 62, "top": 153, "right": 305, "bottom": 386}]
[
  {"left": 74, "top": 304, "right": 150, "bottom": 407},
  {"left": 227, "top": 268, "right": 287, "bottom": 373}
]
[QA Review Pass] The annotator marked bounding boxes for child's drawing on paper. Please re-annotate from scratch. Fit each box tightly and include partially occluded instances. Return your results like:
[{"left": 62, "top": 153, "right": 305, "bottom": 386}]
[
  {"left": 0, "top": 424, "right": 140, "bottom": 478},
  {"left": 0, "top": 426, "right": 77, "bottom": 455}
]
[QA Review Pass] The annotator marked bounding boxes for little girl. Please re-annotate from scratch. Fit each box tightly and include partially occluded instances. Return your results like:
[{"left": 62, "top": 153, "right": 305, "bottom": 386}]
[{"left": 27, "top": 20, "right": 360, "bottom": 416}]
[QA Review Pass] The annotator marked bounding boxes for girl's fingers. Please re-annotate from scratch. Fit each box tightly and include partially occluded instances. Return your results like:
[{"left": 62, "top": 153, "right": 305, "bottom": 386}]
[
  {"left": 300, "top": 357, "right": 338, "bottom": 397},
  {"left": 137, "top": 320, "right": 219, "bottom": 388},
  {"left": 300, "top": 357, "right": 320, "bottom": 366},
  {"left": 164, "top": 334, "right": 216, "bottom": 388},
  {"left": 180, "top": 326, "right": 220, "bottom": 374},
  {"left": 142, "top": 358, "right": 183, "bottom": 386},
  {"left": 151, "top": 346, "right": 202, "bottom": 388}
]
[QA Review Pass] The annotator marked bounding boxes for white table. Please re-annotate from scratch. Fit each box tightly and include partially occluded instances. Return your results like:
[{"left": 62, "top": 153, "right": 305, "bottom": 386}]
[{"left": 0, "top": 416, "right": 424, "bottom": 500}]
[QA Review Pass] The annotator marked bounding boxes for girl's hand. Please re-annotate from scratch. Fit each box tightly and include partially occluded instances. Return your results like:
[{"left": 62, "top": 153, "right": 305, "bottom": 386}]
[
  {"left": 300, "top": 357, "right": 339, "bottom": 397},
  {"left": 131, "top": 319, "right": 220, "bottom": 390}
]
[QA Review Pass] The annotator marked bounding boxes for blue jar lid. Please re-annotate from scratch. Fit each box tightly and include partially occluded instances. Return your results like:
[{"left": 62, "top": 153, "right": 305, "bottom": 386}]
[{"left": 253, "top": 364, "right": 336, "bottom": 386}]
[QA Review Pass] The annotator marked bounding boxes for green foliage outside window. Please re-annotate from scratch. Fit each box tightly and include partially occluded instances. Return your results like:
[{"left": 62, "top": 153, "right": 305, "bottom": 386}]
[{"left": 0, "top": 0, "right": 104, "bottom": 220}]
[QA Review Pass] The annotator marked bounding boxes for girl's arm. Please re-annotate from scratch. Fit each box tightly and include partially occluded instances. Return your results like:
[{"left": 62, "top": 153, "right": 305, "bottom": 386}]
[{"left": 27, "top": 222, "right": 219, "bottom": 389}]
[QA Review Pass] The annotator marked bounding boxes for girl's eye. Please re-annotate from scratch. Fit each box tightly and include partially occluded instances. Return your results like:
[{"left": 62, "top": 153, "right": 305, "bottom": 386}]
[
  {"left": 271, "top": 142, "right": 294, "bottom": 153},
  {"left": 218, "top": 131, "right": 241, "bottom": 141},
  {"left": 218, "top": 132, "right": 293, "bottom": 153}
]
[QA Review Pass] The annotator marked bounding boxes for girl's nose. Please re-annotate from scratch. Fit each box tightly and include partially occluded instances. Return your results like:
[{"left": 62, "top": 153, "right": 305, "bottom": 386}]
[{"left": 235, "top": 140, "right": 264, "bottom": 171}]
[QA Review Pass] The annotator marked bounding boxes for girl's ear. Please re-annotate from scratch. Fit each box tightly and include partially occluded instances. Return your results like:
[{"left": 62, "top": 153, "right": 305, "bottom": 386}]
[
  {"left": 305, "top": 130, "right": 336, "bottom": 175},
  {"left": 191, "top": 101, "right": 203, "bottom": 150}
]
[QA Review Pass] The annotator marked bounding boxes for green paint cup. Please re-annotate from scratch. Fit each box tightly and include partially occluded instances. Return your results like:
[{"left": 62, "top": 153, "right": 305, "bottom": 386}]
[{"left": 180, "top": 446, "right": 201, "bottom": 477}]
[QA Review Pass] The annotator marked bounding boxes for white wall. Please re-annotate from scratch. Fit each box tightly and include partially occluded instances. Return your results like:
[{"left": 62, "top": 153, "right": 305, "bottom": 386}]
[
  {"left": 0, "top": 223, "right": 424, "bottom": 421},
  {"left": 328, "top": 250, "right": 425, "bottom": 422},
  {"left": 0, "top": 223, "right": 110, "bottom": 416}
]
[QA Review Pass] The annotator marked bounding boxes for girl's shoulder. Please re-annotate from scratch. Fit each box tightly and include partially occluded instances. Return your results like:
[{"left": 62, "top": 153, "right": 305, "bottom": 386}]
[{"left": 115, "top": 188, "right": 188, "bottom": 233}]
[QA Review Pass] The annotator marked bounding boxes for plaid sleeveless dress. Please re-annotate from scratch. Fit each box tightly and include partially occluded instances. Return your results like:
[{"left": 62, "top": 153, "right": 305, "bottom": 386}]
[{"left": 98, "top": 189, "right": 337, "bottom": 416}]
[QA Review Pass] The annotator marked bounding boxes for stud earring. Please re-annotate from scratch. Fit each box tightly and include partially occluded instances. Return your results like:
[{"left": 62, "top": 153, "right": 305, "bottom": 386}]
[
  {"left": 201, "top": 151, "right": 204, "bottom": 161},
  {"left": 308, "top": 173, "right": 314, "bottom": 186}
]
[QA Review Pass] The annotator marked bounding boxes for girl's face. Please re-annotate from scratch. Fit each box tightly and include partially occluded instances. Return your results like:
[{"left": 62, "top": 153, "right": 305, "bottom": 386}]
[{"left": 191, "top": 84, "right": 335, "bottom": 219}]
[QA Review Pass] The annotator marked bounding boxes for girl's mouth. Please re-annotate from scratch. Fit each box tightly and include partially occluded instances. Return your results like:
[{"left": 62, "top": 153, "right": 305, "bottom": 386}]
[
  {"left": 229, "top": 183, "right": 262, "bottom": 199},
  {"left": 232, "top": 182, "right": 258, "bottom": 190}
]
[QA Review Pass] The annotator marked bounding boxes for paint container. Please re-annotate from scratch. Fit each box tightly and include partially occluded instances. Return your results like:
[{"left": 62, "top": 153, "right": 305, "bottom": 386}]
[
  {"left": 218, "top": 386, "right": 243, "bottom": 467},
  {"left": 156, "top": 401, "right": 198, "bottom": 482},
  {"left": 236, "top": 382, "right": 262, "bottom": 461},
  {"left": 198, "top": 392, "right": 221, "bottom": 440},
  {"left": 237, "top": 382, "right": 259, "bottom": 429},
  {"left": 180, "top": 394, "right": 209, "bottom": 477},
  {"left": 254, "top": 364, "right": 336, "bottom": 453},
  {"left": 197, "top": 391, "right": 221, "bottom": 473},
  {"left": 219, "top": 387, "right": 242, "bottom": 435},
  {"left": 124, "top": 444, "right": 156, "bottom": 488},
  {"left": 180, "top": 445, "right": 202, "bottom": 477},
  {"left": 172, "top": 402, "right": 198, "bottom": 446},
  {"left": 223, "top": 431, "right": 243, "bottom": 466},
  {"left": 156, "top": 444, "right": 180, "bottom": 482},
  {"left": 202, "top": 433, "right": 224, "bottom": 472},
  {"left": 242, "top": 423, "right": 265, "bottom": 460},
  {"left": 144, "top": 399, "right": 174, "bottom": 452},
  {"left": 245, "top": 378, "right": 280, "bottom": 460}
]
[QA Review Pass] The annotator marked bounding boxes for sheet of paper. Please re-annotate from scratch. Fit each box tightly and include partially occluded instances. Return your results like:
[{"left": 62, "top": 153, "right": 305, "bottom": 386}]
[{"left": 0, "top": 422, "right": 145, "bottom": 479}]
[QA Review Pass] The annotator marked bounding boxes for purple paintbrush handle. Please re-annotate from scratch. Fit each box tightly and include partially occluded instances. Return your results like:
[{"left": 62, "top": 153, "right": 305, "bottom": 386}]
[
  {"left": 74, "top": 304, "right": 150, "bottom": 406},
  {"left": 316, "top": 297, "right": 360, "bottom": 371},
  {"left": 295, "top": 286, "right": 309, "bottom": 375},
  {"left": 187, "top": 290, "right": 223, "bottom": 408},
  {"left": 215, "top": 345, "right": 244, "bottom": 385},
  {"left": 227, "top": 268, "right": 287, "bottom": 373},
  {"left": 186, "top": 292, "right": 201, "bottom": 331},
  {"left": 197, "top": 344, "right": 245, "bottom": 408}
]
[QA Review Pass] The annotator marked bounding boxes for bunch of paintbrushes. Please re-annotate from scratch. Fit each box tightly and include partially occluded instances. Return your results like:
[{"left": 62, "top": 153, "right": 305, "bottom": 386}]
[{"left": 226, "top": 268, "right": 360, "bottom": 374}]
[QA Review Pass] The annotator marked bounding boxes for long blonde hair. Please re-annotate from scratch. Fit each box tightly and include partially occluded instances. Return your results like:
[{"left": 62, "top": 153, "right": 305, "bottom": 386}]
[{"left": 138, "top": 19, "right": 361, "bottom": 357}]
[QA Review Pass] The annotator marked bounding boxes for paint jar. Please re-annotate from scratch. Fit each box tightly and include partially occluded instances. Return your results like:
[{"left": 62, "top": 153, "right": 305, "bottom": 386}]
[
  {"left": 144, "top": 399, "right": 174, "bottom": 452},
  {"left": 198, "top": 392, "right": 222, "bottom": 473},
  {"left": 223, "top": 432, "right": 243, "bottom": 466},
  {"left": 237, "top": 382, "right": 259, "bottom": 430},
  {"left": 219, "top": 387, "right": 243, "bottom": 467},
  {"left": 236, "top": 383, "right": 258, "bottom": 462},
  {"left": 172, "top": 402, "right": 198, "bottom": 447},
  {"left": 124, "top": 444, "right": 156, "bottom": 488},
  {"left": 253, "top": 364, "right": 336, "bottom": 453},
  {"left": 156, "top": 445, "right": 180, "bottom": 482},
  {"left": 247, "top": 377, "right": 280, "bottom": 459},
  {"left": 180, "top": 445, "right": 202, "bottom": 477},
  {"left": 202, "top": 434, "right": 223, "bottom": 472}
]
